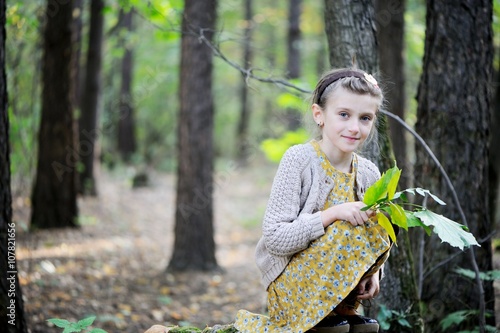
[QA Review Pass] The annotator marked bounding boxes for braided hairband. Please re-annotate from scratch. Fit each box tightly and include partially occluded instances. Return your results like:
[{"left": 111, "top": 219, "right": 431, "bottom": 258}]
[{"left": 315, "top": 70, "right": 379, "bottom": 104}]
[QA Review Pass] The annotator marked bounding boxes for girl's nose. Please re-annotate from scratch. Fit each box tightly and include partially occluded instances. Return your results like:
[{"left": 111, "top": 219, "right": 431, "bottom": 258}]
[{"left": 348, "top": 120, "right": 360, "bottom": 133}]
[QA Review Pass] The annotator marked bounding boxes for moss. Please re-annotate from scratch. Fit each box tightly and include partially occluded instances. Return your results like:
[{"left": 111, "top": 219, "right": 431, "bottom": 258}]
[{"left": 168, "top": 324, "right": 238, "bottom": 333}]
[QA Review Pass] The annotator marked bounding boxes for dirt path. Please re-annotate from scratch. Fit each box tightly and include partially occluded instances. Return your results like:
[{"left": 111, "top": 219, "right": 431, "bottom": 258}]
[{"left": 16, "top": 162, "right": 275, "bottom": 332}]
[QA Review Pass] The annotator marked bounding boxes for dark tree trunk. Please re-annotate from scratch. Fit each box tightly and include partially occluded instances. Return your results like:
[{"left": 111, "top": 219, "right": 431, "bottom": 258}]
[
  {"left": 236, "top": 0, "right": 253, "bottom": 163},
  {"left": 286, "top": 0, "right": 302, "bottom": 79},
  {"left": 415, "top": 1, "right": 495, "bottom": 331},
  {"left": 376, "top": 0, "right": 408, "bottom": 189},
  {"left": 0, "top": 0, "right": 28, "bottom": 330},
  {"left": 79, "top": 0, "right": 105, "bottom": 196},
  {"left": 31, "top": 0, "right": 78, "bottom": 230},
  {"left": 323, "top": 0, "right": 393, "bottom": 171},
  {"left": 117, "top": 8, "right": 137, "bottom": 161},
  {"left": 73, "top": 0, "right": 83, "bottom": 109},
  {"left": 490, "top": 58, "right": 500, "bottom": 234},
  {"left": 284, "top": 0, "right": 302, "bottom": 130},
  {"left": 168, "top": 0, "right": 219, "bottom": 272}
]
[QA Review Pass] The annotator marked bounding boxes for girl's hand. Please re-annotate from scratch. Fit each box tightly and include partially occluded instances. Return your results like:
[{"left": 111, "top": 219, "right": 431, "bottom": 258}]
[
  {"left": 356, "top": 273, "right": 380, "bottom": 300},
  {"left": 321, "top": 201, "right": 374, "bottom": 227}
]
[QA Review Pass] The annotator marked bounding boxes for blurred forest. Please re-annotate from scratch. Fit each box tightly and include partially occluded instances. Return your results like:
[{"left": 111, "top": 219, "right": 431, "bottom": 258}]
[{"left": 1, "top": 0, "right": 500, "bottom": 332}]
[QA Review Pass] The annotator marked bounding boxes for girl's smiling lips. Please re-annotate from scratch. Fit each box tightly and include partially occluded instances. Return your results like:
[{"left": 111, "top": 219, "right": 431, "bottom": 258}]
[{"left": 342, "top": 135, "right": 360, "bottom": 141}]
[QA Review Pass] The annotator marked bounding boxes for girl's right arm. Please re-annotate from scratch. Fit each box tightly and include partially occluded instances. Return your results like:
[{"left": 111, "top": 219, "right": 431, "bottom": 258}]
[
  {"left": 320, "top": 201, "right": 374, "bottom": 227},
  {"left": 261, "top": 146, "right": 325, "bottom": 257}
]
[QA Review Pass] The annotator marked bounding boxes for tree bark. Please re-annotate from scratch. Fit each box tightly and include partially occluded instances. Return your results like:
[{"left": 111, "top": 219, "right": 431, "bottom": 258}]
[
  {"left": 323, "top": 0, "right": 393, "bottom": 171},
  {"left": 415, "top": 1, "right": 495, "bottom": 331},
  {"left": 490, "top": 57, "right": 500, "bottom": 234},
  {"left": 79, "top": 0, "right": 105, "bottom": 196},
  {"left": 286, "top": 0, "right": 302, "bottom": 79},
  {"left": 31, "top": 0, "right": 78, "bottom": 230},
  {"left": 284, "top": 0, "right": 303, "bottom": 130},
  {"left": 168, "top": 0, "right": 219, "bottom": 272},
  {"left": 117, "top": 8, "right": 137, "bottom": 161},
  {"left": 73, "top": 0, "right": 83, "bottom": 109},
  {"left": 376, "top": 0, "right": 408, "bottom": 189},
  {"left": 0, "top": 0, "right": 28, "bottom": 330},
  {"left": 235, "top": 0, "right": 253, "bottom": 164},
  {"left": 323, "top": 1, "right": 424, "bottom": 331}
]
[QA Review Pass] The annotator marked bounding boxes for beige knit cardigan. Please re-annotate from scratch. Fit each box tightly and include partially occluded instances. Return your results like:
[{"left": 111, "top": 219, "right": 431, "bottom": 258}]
[{"left": 255, "top": 142, "right": 381, "bottom": 289}]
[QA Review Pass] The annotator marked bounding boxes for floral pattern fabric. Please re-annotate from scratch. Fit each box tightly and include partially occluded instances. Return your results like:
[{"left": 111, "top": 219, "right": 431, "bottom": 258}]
[{"left": 235, "top": 142, "right": 391, "bottom": 333}]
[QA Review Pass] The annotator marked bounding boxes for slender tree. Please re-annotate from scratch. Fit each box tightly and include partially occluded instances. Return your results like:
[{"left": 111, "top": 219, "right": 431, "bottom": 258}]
[
  {"left": 323, "top": 0, "right": 393, "bottom": 171},
  {"left": 490, "top": 57, "right": 500, "bottom": 236},
  {"left": 31, "top": 0, "right": 78, "bottom": 229},
  {"left": 235, "top": 0, "right": 253, "bottom": 163},
  {"left": 284, "top": 0, "right": 303, "bottom": 130},
  {"left": 117, "top": 7, "right": 137, "bottom": 161},
  {"left": 415, "top": 1, "right": 495, "bottom": 331},
  {"left": 0, "top": 0, "right": 28, "bottom": 331},
  {"left": 79, "top": 0, "right": 105, "bottom": 195},
  {"left": 376, "top": 0, "right": 408, "bottom": 189},
  {"left": 168, "top": 0, "right": 219, "bottom": 271}
]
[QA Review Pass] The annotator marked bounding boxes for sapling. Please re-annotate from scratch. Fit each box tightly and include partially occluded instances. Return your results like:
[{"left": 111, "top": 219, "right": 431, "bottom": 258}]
[{"left": 47, "top": 316, "right": 108, "bottom": 333}]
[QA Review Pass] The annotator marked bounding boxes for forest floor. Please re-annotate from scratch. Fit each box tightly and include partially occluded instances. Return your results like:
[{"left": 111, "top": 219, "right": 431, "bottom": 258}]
[{"left": 13, "top": 160, "right": 500, "bottom": 333}]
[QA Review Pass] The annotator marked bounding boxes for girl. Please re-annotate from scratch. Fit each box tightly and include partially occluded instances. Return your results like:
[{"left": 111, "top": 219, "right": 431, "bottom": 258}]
[{"left": 234, "top": 68, "right": 392, "bottom": 333}]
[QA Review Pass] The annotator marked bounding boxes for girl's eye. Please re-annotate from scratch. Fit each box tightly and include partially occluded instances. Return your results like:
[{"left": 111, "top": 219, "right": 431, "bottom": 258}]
[
  {"left": 339, "top": 112, "right": 349, "bottom": 118},
  {"left": 361, "top": 116, "right": 372, "bottom": 121}
]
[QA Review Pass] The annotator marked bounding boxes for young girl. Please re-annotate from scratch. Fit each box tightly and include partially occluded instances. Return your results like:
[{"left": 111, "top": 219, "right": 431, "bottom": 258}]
[{"left": 234, "top": 68, "right": 392, "bottom": 333}]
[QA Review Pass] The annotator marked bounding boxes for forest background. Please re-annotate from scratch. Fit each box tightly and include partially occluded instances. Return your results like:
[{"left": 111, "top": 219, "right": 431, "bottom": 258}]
[{"left": 2, "top": 0, "right": 500, "bottom": 333}]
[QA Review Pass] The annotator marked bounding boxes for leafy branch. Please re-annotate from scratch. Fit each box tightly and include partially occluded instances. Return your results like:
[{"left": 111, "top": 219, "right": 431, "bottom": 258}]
[{"left": 362, "top": 164, "right": 480, "bottom": 250}]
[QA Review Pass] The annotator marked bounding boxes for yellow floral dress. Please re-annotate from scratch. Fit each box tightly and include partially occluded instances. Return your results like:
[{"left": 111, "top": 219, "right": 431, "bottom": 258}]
[{"left": 235, "top": 142, "right": 391, "bottom": 333}]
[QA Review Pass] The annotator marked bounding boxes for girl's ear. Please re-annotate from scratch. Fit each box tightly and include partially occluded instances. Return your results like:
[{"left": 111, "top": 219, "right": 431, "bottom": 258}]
[{"left": 312, "top": 103, "right": 323, "bottom": 125}]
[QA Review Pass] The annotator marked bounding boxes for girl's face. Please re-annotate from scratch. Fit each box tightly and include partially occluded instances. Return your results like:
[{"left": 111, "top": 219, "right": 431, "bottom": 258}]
[{"left": 312, "top": 86, "right": 379, "bottom": 157}]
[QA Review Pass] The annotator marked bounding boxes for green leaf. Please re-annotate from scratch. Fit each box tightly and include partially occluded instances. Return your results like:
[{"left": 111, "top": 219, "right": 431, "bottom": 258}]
[
  {"left": 62, "top": 324, "right": 81, "bottom": 333},
  {"left": 405, "top": 211, "right": 432, "bottom": 235},
  {"left": 376, "top": 211, "right": 397, "bottom": 244},
  {"left": 388, "top": 203, "right": 407, "bottom": 230},
  {"left": 47, "top": 319, "right": 71, "bottom": 328},
  {"left": 454, "top": 268, "right": 500, "bottom": 281},
  {"left": 386, "top": 167, "right": 402, "bottom": 200},
  {"left": 413, "top": 210, "right": 480, "bottom": 250},
  {"left": 397, "top": 187, "right": 446, "bottom": 205},
  {"left": 89, "top": 329, "right": 109, "bottom": 333},
  {"left": 397, "top": 318, "right": 412, "bottom": 328},
  {"left": 440, "top": 310, "right": 477, "bottom": 330},
  {"left": 363, "top": 166, "right": 399, "bottom": 205},
  {"left": 76, "top": 316, "right": 96, "bottom": 330}
]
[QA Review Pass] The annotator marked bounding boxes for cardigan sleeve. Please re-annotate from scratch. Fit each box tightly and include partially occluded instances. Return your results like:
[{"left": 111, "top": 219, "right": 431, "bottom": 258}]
[{"left": 261, "top": 145, "right": 325, "bottom": 257}]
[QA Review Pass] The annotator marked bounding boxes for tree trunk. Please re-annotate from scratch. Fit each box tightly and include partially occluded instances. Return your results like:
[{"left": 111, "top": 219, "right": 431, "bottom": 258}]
[
  {"left": 286, "top": 0, "right": 302, "bottom": 79},
  {"left": 415, "top": 1, "right": 495, "bottom": 331},
  {"left": 323, "top": 1, "right": 424, "bottom": 331},
  {"left": 31, "top": 0, "right": 78, "bottom": 230},
  {"left": 284, "top": 0, "right": 303, "bottom": 130},
  {"left": 79, "top": 0, "right": 105, "bottom": 196},
  {"left": 117, "top": 8, "right": 137, "bottom": 161},
  {"left": 73, "top": 0, "right": 83, "bottom": 109},
  {"left": 168, "top": 0, "right": 219, "bottom": 272},
  {"left": 490, "top": 57, "right": 500, "bottom": 233},
  {"left": 376, "top": 0, "right": 408, "bottom": 189},
  {"left": 323, "top": 0, "right": 393, "bottom": 171},
  {"left": 235, "top": 0, "right": 253, "bottom": 164},
  {"left": 0, "top": 0, "right": 28, "bottom": 330}
]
